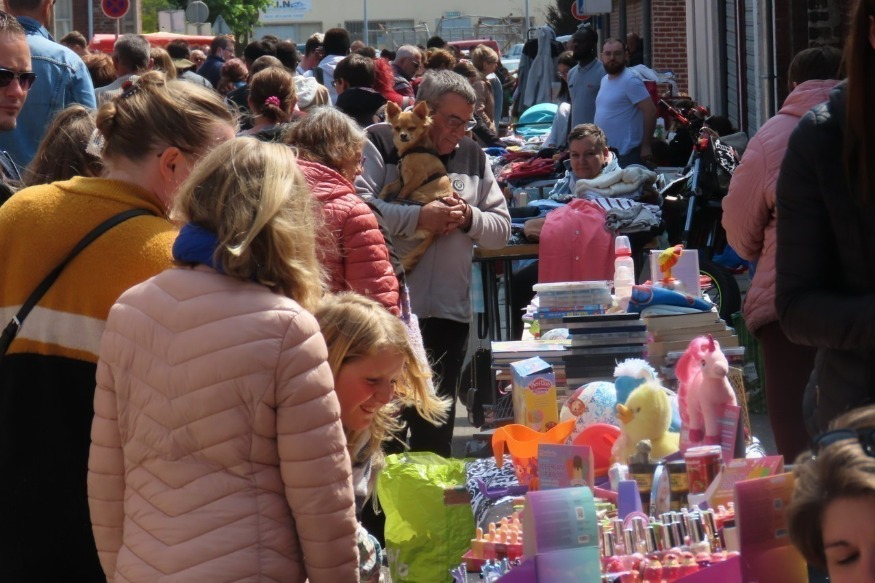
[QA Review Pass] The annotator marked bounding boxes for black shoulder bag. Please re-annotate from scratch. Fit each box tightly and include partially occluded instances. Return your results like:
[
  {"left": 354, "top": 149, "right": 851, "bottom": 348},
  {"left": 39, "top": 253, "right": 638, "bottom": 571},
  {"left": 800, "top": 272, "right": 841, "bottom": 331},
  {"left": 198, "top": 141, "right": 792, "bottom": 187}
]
[{"left": 0, "top": 208, "right": 154, "bottom": 361}]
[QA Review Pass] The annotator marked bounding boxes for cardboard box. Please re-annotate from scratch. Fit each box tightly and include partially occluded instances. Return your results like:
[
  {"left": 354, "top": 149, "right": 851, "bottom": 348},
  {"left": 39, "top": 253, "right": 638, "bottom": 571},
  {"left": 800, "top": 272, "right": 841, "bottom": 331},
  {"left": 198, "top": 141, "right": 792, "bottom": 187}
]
[{"left": 511, "top": 357, "right": 559, "bottom": 432}]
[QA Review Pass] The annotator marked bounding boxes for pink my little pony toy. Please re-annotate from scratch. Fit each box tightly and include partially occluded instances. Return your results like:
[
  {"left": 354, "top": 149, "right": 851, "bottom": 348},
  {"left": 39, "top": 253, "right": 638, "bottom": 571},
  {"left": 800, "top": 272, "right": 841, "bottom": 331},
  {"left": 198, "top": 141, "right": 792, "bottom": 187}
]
[{"left": 676, "top": 334, "right": 738, "bottom": 445}]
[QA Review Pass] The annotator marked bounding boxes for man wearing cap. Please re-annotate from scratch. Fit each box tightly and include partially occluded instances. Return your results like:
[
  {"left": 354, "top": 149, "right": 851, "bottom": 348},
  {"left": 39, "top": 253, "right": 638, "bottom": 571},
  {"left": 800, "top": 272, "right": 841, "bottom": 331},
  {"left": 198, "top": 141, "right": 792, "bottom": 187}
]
[{"left": 166, "top": 38, "right": 211, "bottom": 87}]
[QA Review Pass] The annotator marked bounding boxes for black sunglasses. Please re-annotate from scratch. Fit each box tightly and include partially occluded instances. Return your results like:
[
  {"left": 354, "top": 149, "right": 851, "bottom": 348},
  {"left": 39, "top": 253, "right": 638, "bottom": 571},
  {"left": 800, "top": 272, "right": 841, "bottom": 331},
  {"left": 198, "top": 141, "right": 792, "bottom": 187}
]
[
  {"left": 0, "top": 67, "right": 37, "bottom": 91},
  {"left": 813, "top": 428, "right": 875, "bottom": 457}
]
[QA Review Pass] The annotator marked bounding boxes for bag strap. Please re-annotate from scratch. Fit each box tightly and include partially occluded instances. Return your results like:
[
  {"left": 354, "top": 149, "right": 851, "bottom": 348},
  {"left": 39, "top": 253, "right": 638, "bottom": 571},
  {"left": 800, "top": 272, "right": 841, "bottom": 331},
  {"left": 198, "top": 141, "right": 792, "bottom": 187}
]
[{"left": 0, "top": 208, "right": 155, "bottom": 358}]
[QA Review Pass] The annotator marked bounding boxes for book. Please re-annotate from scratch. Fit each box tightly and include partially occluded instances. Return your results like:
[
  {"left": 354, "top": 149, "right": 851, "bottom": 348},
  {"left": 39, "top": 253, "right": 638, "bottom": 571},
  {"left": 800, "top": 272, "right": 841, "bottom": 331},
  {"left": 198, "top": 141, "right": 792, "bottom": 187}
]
[
  {"left": 564, "top": 313, "right": 642, "bottom": 326},
  {"left": 538, "top": 443, "right": 595, "bottom": 490},
  {"left": 491, "top": 340, "right": 571, "bottom": 362},
  {"left": 647, "top": 334, "right": 739, "bottom": 357},
  {"left": 650, "top": 325, "right": 734, "bottom": 343},
  {"left": 642, "top": 310, "right": 721, "bottom": 331},
  {"left": 522, "top": 487, "right": 599, "bottom": 555},
  {"left": 570, "top": 331, "right": 649, "bottom": 347}
]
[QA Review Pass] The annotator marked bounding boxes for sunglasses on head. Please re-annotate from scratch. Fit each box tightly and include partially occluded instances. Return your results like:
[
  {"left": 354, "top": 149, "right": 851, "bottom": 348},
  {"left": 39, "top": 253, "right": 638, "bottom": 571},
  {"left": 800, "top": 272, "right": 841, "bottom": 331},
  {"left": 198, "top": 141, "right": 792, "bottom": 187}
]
[
  {"left": 0, "top": 67, "right": 36, "bottom": 91},
  {"left": 813, "top": 427, "right": 875, "bottom": 457}
]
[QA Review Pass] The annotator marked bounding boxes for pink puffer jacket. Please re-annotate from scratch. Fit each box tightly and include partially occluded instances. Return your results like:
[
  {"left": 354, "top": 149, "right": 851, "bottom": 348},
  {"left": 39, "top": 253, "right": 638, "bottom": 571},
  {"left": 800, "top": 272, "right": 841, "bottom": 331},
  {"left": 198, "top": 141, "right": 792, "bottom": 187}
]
[
  {"left": 88, "top": 267, "right": 359, "bottom": 583},
  {"left": 722, "top": 79, "right": 839, "bottom": 333},
  {"left": 299, "top": 159, "right": 400, "bottom": 315}
]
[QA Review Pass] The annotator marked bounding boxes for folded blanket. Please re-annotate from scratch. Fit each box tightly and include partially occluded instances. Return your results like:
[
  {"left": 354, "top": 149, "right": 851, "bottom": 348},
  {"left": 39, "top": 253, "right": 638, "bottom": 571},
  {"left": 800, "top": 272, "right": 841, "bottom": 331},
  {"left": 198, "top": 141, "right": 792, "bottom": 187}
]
[{"left": 574, "top": 165, "right": 658, "bottom": 198}]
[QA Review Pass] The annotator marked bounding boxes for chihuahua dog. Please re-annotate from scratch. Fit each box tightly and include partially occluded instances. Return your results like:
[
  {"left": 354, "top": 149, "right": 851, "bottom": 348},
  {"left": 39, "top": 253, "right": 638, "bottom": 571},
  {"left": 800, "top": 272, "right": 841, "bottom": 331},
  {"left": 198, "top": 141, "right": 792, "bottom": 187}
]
[{"left": 379, "top": 100, "right": 455, "bottom": 271}]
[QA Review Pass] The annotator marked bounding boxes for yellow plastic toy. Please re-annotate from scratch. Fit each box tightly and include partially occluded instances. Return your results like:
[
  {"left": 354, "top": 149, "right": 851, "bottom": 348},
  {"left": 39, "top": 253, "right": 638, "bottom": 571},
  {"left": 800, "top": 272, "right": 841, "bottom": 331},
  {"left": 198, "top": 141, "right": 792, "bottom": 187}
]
[{"left": 611, "top": 381, "right": 680, "bottom": 464}]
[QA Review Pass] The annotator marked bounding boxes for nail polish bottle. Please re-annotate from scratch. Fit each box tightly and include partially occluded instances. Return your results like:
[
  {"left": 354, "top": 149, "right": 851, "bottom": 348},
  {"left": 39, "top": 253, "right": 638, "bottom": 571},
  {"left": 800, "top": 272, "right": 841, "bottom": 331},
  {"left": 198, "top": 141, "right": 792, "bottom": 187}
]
[{"left": 679, "top": 551, "right": 699, "bottom": 577}]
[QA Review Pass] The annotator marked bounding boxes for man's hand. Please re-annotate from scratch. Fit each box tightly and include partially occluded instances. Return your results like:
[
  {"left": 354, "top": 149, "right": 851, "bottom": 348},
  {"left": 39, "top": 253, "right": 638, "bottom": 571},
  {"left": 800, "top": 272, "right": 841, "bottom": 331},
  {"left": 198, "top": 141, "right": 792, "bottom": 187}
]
[{"left": 417, "top": 197, "right": 466, "bottom": 235}]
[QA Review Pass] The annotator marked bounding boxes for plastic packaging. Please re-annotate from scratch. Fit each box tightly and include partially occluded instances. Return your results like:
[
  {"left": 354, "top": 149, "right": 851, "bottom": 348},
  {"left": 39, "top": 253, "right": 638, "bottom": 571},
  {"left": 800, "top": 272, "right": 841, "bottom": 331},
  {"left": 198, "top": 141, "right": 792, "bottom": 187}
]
[
  {"left": 614, "top": 236, "right": 636, "bottom": 299},
  {"left": 655, "top": 118, "right": 667, "bottom": 141}
]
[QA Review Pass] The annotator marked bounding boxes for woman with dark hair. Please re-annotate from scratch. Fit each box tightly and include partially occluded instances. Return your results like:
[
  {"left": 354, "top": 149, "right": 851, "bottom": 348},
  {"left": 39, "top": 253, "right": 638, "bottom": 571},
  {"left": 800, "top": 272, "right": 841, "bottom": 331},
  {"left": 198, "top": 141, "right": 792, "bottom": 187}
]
[{"left": 775, "top": 0, "right": 875, "bottom": 436}]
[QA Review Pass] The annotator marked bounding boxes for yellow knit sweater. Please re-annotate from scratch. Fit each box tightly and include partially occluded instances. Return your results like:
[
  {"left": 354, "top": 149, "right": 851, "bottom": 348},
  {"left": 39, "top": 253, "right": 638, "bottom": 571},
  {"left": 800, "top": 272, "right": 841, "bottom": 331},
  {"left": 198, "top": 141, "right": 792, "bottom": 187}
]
[{"left": 0, "top": 176, "right": 176, "bottom": 362}]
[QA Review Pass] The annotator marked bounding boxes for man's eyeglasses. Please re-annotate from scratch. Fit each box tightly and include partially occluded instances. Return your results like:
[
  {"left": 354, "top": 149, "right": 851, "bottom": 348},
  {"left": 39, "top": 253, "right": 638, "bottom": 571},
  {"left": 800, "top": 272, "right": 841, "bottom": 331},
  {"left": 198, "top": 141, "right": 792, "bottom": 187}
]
[
  {"left": 410, "top": 60, "right": 421, "bottom": 68},
  {"left": 813, "top": 428, "right": 875, "bottom": 457},
  {"left": 0, "top": 67, "right": 36, "bottom": 91},
  {"left": 437, "top": 111, "right": 476, "bottom": 131}
]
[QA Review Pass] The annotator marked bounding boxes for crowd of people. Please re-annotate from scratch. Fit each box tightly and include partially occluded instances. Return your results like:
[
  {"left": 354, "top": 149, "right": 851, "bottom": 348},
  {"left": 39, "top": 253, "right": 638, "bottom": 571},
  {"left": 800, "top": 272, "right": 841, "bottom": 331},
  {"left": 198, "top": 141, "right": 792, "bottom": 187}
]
[
  {"left": 1, "top": 0, "right": 875, "bottom": 581},
  {"left": 0, "top": 6, "right": 512, "bottom": 582}
]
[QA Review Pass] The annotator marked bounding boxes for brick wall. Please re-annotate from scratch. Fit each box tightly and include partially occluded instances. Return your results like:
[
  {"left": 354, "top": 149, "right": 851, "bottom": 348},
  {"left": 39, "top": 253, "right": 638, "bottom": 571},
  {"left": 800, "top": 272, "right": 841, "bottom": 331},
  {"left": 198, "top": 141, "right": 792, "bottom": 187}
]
[
  {"left": 650, "top": 0, "right": 688, "bottom": 94},
  {"left": 609, "top": 0, "right": 688, "bottom": 95},
  {"left": 807, "top": 0, "right": 855, "bottom": 47}
]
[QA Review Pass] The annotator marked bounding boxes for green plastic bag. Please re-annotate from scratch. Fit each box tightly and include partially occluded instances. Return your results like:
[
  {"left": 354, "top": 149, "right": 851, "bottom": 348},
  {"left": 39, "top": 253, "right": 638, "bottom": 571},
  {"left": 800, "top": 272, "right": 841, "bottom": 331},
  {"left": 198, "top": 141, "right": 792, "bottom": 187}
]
[{"left": 377, "top": 452, "right": 474, "bottom": 582}]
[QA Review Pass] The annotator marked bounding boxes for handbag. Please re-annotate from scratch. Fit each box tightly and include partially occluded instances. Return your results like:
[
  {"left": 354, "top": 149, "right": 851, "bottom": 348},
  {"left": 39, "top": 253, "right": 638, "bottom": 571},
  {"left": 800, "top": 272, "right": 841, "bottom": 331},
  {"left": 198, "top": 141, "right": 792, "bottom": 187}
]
[{"left": 0, "top": 208, "right": 155, "bottom": 362}]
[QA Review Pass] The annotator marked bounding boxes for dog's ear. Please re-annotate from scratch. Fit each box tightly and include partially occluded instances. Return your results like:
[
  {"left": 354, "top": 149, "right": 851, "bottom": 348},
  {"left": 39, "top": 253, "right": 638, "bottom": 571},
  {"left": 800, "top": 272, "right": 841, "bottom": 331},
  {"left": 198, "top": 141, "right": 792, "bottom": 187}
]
[
  {"left": 413, "top": 101, "right": 430, "bottom": 120},
  {"left": 386, "top": 101, "right": 401, "bottom": 119}
]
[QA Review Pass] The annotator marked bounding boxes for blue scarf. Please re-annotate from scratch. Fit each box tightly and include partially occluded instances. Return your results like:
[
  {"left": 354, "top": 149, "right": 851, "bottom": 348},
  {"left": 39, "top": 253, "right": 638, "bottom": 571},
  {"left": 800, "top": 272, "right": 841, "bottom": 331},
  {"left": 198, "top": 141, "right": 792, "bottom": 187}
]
[{"left": 172, "top": 223, "right": 224, "bottom": 273}]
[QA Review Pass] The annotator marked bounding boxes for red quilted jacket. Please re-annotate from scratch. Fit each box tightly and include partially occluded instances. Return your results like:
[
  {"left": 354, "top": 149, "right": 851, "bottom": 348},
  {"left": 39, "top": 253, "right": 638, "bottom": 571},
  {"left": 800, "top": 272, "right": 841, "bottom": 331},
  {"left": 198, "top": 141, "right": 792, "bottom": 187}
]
[{"left": 299, "top": 160, "right": 400, "bottom": 315}]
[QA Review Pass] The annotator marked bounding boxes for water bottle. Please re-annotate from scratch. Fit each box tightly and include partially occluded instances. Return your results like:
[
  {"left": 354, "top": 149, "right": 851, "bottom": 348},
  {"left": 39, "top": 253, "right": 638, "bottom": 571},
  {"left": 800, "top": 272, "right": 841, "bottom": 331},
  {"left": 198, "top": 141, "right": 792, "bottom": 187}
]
[{"left": 614, "top": 235, "right": 635, "bottom": 300}]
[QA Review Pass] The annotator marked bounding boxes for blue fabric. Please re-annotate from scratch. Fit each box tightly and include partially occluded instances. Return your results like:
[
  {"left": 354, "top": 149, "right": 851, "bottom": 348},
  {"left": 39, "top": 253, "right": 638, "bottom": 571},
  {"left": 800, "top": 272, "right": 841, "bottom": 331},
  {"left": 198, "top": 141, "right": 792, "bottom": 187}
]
[
  {"left": 196, "top": 54, "right": 225, "bottom": 88},
  {"left": 172, "top": 223, "right": 225, "bottom": 273},
  {"left": 626, "top": 285, "right": 714, "bottom": 313},
  {"left": 0, "top": 16, "right": 96, "bottom": 167}
]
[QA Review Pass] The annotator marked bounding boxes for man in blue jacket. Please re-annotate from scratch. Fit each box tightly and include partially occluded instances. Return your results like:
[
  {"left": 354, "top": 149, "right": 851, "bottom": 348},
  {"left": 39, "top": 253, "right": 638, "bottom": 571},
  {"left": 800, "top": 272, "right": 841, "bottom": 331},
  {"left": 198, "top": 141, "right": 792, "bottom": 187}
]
[
  {"left": 0, "top": 0, "right": 95, "bottom": 168},
  {"left": 0, "top": 10, "right": 31, "bottom": 202},
  {"left": 196, "top": 34, "right": 235, "bottom": 89}
]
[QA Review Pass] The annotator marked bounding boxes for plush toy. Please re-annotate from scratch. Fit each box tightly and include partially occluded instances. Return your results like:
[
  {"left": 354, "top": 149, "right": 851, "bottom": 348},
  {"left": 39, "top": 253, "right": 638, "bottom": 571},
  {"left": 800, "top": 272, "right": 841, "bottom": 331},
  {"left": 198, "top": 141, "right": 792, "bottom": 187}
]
[
  {"left": 611, "top": 381, "right": 680, "bottom": 464},
  {"left": 676, "top": 334, "right": 738, "bottom": 445},
  {"left": 614, "top": 358, "right": 682, "bottom": 432}
]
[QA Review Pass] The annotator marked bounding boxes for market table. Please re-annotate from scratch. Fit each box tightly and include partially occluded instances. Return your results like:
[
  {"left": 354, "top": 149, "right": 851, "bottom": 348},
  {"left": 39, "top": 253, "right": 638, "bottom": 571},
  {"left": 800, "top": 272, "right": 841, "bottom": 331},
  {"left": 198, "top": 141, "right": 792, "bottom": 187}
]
[{"left": 473, "top": 243, "right": 539, "bottom": 341}]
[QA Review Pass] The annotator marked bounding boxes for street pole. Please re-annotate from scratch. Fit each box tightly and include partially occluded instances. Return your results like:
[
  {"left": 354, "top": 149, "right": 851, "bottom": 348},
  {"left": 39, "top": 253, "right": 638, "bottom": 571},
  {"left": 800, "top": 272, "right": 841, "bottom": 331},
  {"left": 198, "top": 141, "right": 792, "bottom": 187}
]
[
  {"left": 88, "top": 0, "right": 93, "bottom": 42},
  {"left": 364, "top": 0, "right": 369, "bottom": 47},
  {"left": 525, "top": 0, "right": 530, "bottom": 34}
]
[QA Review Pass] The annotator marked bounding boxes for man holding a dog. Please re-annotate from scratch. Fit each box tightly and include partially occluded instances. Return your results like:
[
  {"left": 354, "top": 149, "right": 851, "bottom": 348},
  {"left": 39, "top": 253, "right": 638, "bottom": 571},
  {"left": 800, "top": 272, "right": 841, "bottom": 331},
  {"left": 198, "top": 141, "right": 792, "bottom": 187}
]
[{"left": 356, "top": 70, "right": 511, "bottom": 457}]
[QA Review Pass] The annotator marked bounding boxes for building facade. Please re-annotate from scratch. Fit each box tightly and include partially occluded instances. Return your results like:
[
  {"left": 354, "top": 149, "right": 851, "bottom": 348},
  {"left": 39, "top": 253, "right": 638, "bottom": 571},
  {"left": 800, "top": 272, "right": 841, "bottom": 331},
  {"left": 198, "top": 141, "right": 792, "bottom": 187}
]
[
  {"left": 54, "top": 0, "right": 140, "bottom": 39},
  {"left": 252, "top": 0, "right": 563, "bottom": 52}
]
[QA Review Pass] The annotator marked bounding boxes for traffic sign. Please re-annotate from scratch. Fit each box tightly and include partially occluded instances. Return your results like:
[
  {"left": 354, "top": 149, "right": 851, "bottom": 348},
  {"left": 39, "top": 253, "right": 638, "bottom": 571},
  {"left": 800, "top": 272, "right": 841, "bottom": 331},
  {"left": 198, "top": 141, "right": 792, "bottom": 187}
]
[
  {"left": 571, "top": 0, "right": 611, "bottom": 20},
  {"left": 185, "top": 1, "right": 210, "bottom": 25},
  {"left": 101, "top": 0, "right": 129, "bottom": 20}
]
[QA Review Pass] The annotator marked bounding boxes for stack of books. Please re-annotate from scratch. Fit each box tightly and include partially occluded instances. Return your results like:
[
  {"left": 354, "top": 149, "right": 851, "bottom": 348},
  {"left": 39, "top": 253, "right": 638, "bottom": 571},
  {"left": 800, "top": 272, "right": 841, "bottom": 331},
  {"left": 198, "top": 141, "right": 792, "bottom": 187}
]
[
  {"left": 642, "top": 310, "right": 739, "bottom": 366},
  {"left": 491, "top": 339, "right": 571, "bottom": 390},
  {"left": 531, "top": 281, "right": 612, "bottom": 333},
  {"left": 562, "top": 313, "right": 648, "bottom": 388}
]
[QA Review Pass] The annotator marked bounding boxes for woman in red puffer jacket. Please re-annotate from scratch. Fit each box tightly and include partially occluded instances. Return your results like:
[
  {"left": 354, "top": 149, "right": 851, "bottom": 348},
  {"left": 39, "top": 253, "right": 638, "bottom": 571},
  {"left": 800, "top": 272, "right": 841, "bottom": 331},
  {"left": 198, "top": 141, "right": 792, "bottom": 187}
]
[{"left": 284, "top": 107, "right": 400, "bottom": 315}]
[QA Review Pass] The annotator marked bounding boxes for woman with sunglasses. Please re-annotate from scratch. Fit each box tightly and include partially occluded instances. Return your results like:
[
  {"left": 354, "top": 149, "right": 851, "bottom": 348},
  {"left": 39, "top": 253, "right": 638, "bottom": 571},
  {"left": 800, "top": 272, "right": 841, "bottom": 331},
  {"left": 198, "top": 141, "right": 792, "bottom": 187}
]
[
  {"left": 0, "top": 70, "right": 235, "bottom": 582},
  {"left": 775, "top": 0, "right": 875, "bottom": 436},
  {"left": 788, "top": 406, "right": 875, "bottom": 583}
]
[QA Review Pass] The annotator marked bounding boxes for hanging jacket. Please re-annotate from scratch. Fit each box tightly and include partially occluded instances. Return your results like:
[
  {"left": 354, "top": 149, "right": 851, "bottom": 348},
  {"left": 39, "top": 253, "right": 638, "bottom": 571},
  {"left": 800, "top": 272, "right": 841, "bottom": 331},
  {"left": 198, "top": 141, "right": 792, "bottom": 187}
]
[{"left": 538, "top": 198, "right": 615, "bottom": 283}]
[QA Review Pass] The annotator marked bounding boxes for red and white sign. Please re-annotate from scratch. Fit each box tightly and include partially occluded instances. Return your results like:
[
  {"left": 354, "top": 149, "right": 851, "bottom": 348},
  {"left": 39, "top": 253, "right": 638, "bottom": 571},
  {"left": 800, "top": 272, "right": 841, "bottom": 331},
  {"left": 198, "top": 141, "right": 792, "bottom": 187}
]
[
  {"left": 571, "top": 0, "right": 611, "bottom": 21},
  {"left": 101, "top": 0, "right": 130, "bottom": 20}
]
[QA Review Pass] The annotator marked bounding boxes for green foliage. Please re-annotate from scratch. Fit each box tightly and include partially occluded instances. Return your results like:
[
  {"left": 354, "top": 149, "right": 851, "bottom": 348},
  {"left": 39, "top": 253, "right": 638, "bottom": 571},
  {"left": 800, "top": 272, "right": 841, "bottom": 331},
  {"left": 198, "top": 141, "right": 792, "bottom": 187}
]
[
  {"left": 167, "top": 0, "right": 273, "bottom": 44},
  {"left": 142, "top": 0, "right": 172, "bottom": 33},
  {"left": 544, "top": 0, "right": 584, "bottom": 36}
]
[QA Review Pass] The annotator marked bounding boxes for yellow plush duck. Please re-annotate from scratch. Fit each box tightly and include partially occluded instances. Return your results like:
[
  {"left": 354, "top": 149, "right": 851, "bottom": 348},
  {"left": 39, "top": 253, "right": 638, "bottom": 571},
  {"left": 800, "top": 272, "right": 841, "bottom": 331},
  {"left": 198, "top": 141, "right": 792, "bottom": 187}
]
[{"left": 611, "top": 381, "right": 680, "bottom": 464}]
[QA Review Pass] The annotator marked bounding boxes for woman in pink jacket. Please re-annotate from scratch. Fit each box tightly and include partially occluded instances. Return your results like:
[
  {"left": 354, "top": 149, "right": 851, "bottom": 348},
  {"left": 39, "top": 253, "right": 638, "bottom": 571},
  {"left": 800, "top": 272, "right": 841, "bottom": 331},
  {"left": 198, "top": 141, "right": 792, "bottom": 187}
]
[
  {"left": 283, "top": 107, "right": 400, "bottom": 316},
  {"left": 722, "top": 46, "right": 842, "bottom": 461},
  {"left": 88, "top": 138, "right": 359, "bottom": 582}
]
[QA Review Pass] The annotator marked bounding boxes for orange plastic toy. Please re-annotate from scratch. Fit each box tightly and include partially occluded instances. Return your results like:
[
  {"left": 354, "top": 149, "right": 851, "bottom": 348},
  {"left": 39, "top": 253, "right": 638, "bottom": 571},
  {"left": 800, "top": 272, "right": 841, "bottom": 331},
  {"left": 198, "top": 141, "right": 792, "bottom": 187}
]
[
  {"left": 572, "top": 423, "right": 621, "bottom": 477},
  {"left": 492, "top": 419, "right": 576, "bottom": 489}
]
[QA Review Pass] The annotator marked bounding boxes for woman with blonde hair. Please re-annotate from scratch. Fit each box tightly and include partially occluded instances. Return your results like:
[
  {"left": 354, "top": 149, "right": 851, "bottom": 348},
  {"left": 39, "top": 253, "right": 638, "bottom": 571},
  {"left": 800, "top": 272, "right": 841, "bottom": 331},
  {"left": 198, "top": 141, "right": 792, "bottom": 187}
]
[
  {"left": 239, "top": 66, "right": 297, "bottom": 139},
  {"left": 88, "top": 138, "right": 359, "bottom": 582},
  {"left": 23, "top": 104, "right": 103, "bottom": 185},
  {"left": 149, "top": 46, "right": 177, "bottom": 79},
  {"left": 0, "top": 70, "right": 235, "bottom": 582},
  {"left": 283, "top": 107, "right": 400, "bottom": 315},
  {"left": 470, "top": 44, "right": 500, "bottom": 132},
  {"left": 316, "top": 292, "right": 449, "bottom": 582},
  {"left": 787, "top": 406, "right": 875, "bottom": 582}
]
